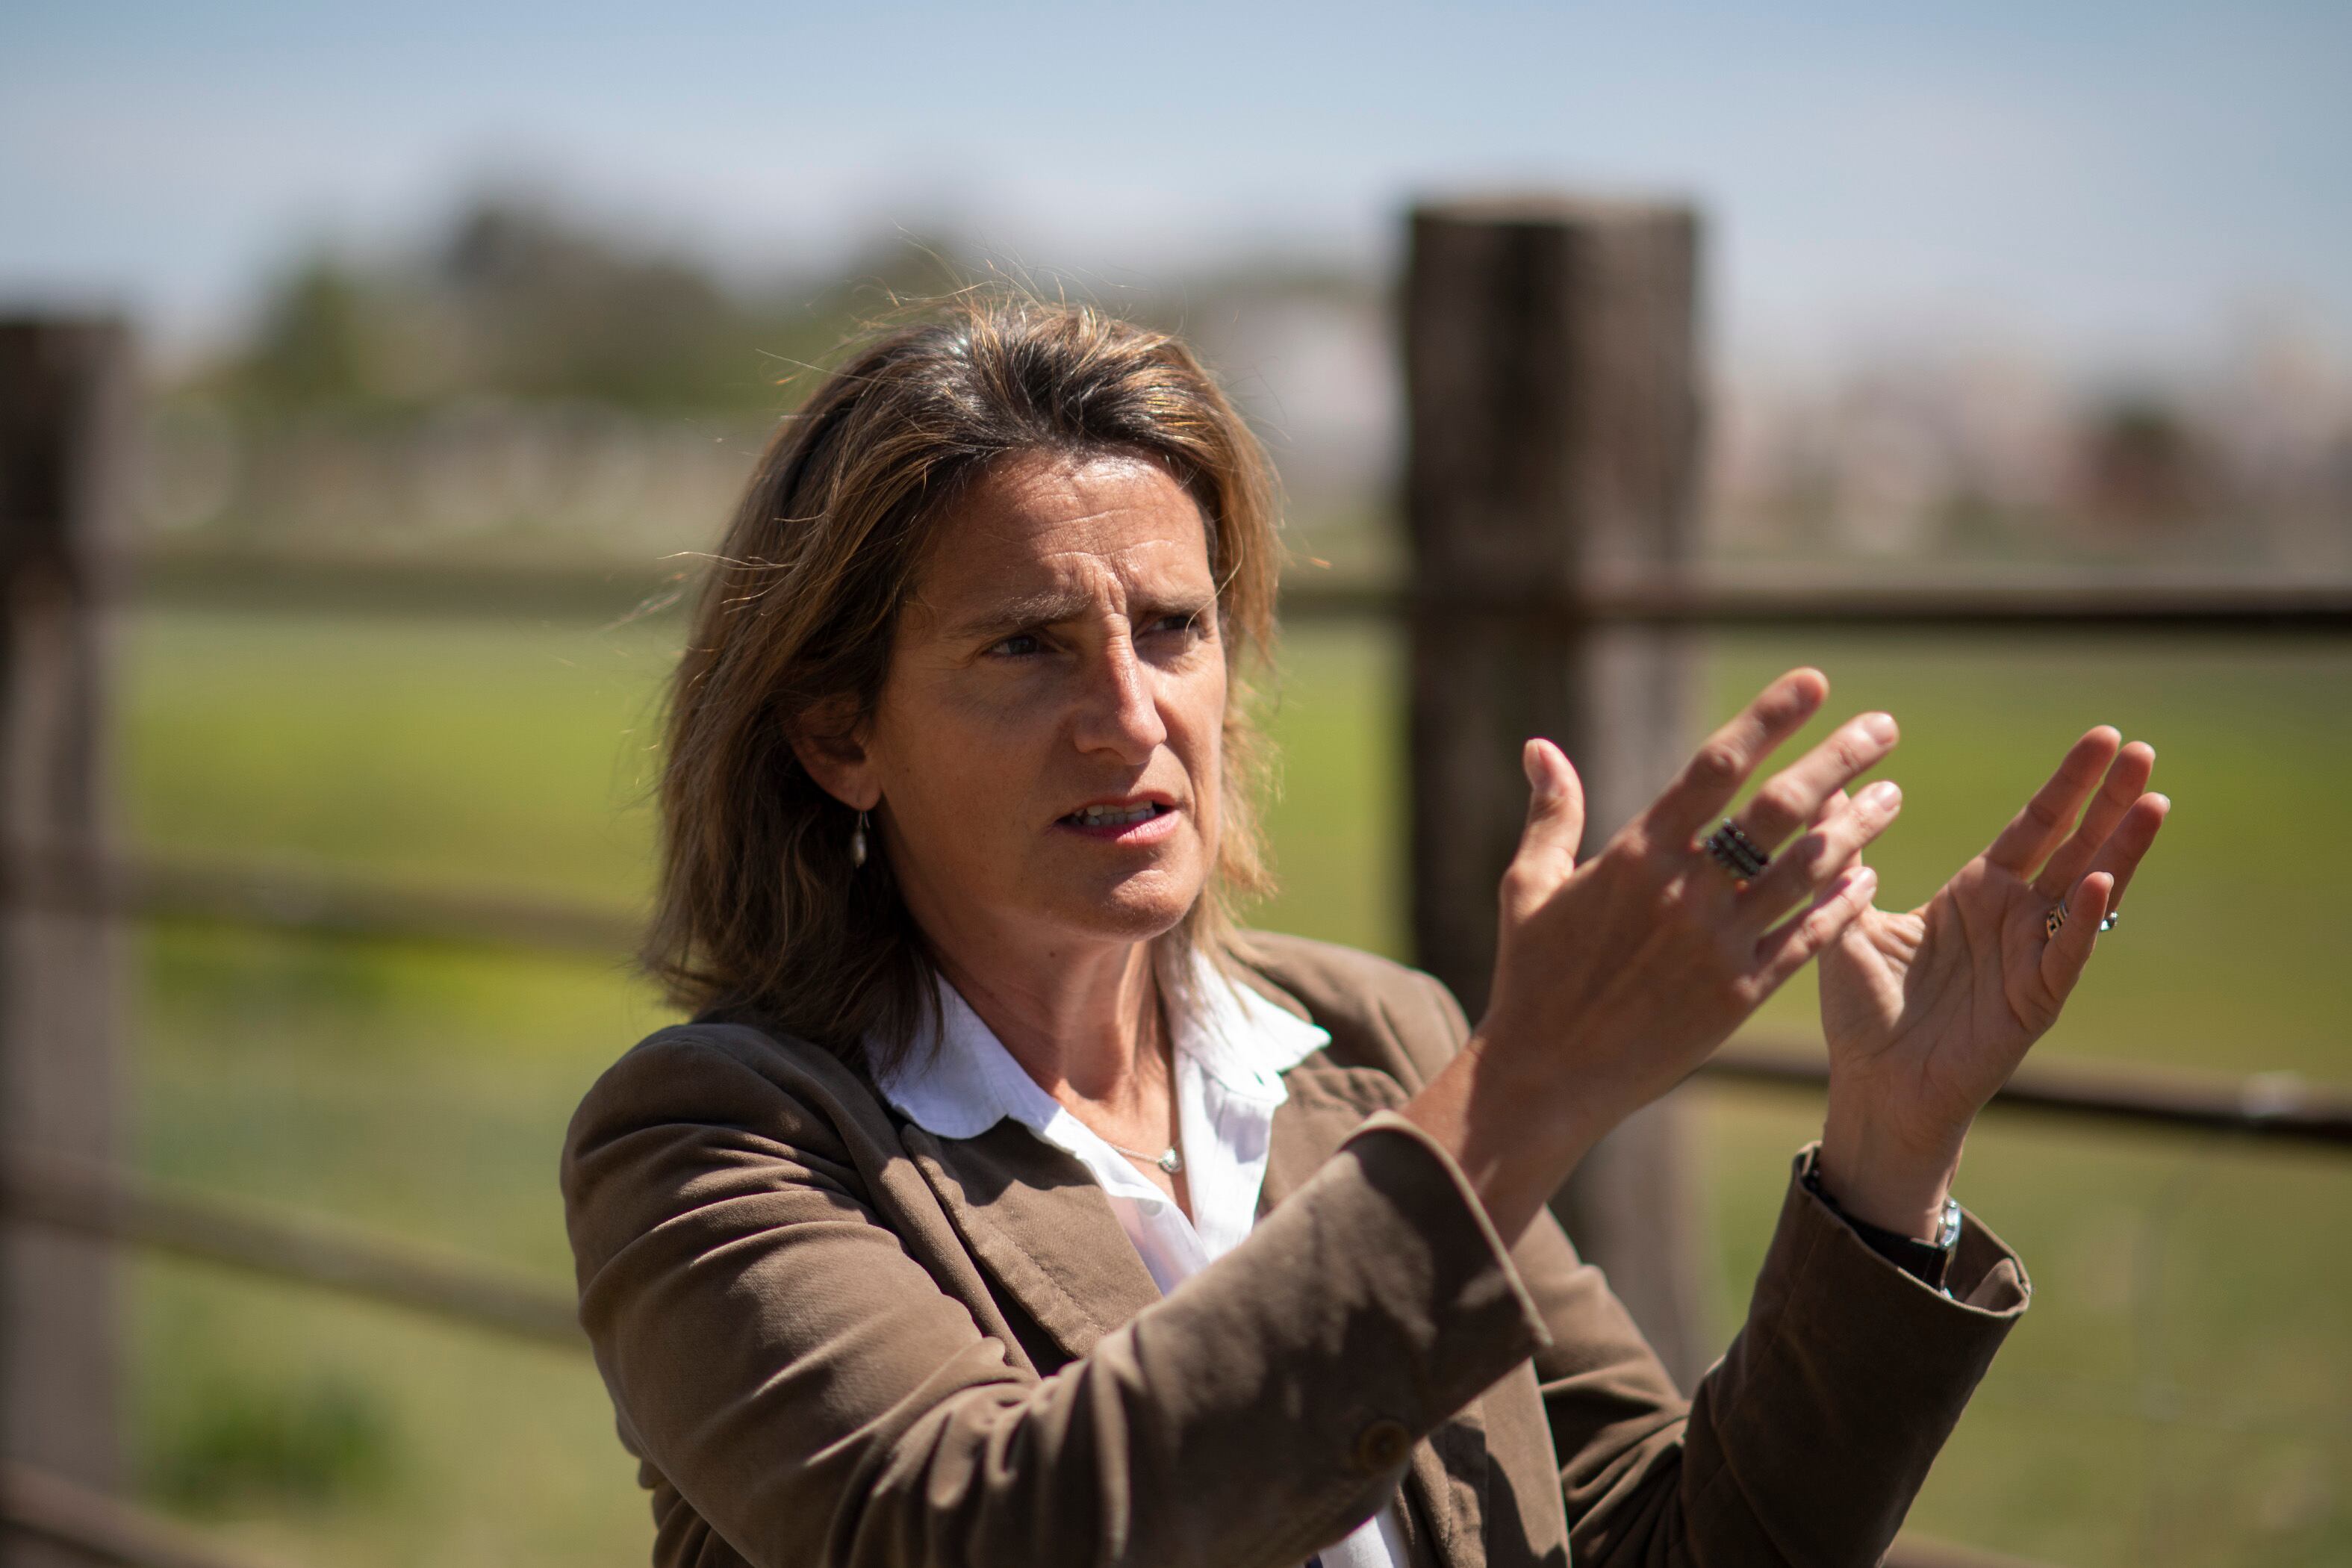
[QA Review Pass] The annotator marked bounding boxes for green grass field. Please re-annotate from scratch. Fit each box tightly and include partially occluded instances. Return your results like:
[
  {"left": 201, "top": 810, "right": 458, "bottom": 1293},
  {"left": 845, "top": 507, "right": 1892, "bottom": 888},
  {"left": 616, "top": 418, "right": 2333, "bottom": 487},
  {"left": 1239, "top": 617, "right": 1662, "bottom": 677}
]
[{"left": 119, "top": 607, "right": 2351, "bottom": 1567}]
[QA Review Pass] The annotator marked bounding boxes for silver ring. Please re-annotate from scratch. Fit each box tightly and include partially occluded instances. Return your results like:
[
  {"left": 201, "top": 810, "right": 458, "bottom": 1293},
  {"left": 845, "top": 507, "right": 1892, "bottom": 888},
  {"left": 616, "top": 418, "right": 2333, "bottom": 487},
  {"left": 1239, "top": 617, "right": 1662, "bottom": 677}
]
[
  {"left": 1703, "top": 818, "right": 1770, "bottom": 883},
  {"left": 2045, "top": 900, "right": 2121, "bottom": 939}
]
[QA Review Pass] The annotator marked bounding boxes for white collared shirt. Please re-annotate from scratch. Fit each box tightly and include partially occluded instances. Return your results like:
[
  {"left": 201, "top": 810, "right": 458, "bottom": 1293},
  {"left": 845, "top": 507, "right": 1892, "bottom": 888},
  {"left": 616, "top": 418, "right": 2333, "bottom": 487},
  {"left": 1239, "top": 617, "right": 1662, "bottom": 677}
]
[{"left": 874, "top": 951, "right": 1413, "bottom": 1568}]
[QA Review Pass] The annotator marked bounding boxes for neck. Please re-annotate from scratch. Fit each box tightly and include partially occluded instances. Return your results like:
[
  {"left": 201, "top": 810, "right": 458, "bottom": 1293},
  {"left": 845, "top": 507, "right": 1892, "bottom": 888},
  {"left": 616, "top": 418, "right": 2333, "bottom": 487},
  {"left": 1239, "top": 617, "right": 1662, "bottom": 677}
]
[{"left": 926, "top": 929, "right": 1169, "bottom": 1118}]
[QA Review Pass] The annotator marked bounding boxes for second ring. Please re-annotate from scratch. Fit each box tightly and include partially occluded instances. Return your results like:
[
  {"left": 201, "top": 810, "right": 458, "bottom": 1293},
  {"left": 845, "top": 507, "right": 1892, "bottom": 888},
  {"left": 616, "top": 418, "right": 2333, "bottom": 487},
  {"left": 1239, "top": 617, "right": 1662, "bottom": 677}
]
[{"left": 1704, "top": 818, "right": 1772, "bottom": 883}]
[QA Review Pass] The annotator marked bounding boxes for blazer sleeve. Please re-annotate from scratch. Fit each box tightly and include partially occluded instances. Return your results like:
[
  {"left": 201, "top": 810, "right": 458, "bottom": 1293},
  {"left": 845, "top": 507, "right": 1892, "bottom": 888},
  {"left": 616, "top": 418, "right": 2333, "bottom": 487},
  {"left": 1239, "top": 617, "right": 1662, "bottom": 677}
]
[
  {"left": 559, "top": 1030, "right": 1556, "bottom": 1568},
  {"left": 1408, "top": 969, "right": 2032, "bottom": 1568}
]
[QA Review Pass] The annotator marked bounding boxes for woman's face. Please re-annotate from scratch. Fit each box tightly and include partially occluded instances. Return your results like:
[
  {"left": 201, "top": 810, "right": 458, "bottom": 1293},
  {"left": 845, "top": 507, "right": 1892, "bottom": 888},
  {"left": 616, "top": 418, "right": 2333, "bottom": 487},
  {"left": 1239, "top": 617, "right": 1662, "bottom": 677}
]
[{"left": 845, "top": 448, "right": 1228, "bottom": 963}]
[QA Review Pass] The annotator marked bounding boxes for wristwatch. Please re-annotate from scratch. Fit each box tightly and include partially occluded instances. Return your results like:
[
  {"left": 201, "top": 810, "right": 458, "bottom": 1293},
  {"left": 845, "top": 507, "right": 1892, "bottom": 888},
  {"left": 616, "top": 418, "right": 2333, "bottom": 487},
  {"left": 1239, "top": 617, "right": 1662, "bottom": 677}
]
[{"left": 1800, "top": 1148, "right": 1962, "bottom": 1294}]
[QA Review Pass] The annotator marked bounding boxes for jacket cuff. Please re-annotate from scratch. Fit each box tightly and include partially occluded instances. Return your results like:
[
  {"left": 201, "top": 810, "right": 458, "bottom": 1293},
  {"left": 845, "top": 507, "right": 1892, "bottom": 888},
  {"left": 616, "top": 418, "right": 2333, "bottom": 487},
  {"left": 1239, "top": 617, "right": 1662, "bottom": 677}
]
[
  {"left": 1333, "top": 1108, "right": 1556, "bottom": 1390},
  {"left": 1788, "top": 1139, "right": 2032, "bottom": 1314},
  {"left": 1690, "top": 1141, "right": 2030, "bottom": 1564}
]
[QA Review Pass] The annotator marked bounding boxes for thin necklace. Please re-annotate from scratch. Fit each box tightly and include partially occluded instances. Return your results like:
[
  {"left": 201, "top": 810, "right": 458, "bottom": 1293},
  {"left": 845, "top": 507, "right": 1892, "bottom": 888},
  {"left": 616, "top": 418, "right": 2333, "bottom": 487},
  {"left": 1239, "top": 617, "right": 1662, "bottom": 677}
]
[
  {"left": 1097, "top": 994, "right": 1182, "bottom": 1175},
  {"left": 1101, "top": 1136, "right": 1183, "bottom": 1176}
]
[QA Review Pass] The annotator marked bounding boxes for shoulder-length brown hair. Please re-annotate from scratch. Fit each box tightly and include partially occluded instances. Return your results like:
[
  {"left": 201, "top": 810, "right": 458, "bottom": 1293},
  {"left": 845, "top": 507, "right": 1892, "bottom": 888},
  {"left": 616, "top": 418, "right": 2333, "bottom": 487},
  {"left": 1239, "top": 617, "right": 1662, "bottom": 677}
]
[{"left": 642, "top": 291, "right": 1283, "bottom": 1074}]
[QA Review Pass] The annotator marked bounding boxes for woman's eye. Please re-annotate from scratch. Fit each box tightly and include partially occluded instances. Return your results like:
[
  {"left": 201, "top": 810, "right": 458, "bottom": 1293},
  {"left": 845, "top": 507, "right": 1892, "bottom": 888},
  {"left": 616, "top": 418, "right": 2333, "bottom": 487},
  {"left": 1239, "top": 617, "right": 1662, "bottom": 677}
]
[
  {"left": 988, "top": 632, "right": 1043, "bottom": 658},
  {"left": 1148, "top": 612, "right": 1201, "bottom": 638}
]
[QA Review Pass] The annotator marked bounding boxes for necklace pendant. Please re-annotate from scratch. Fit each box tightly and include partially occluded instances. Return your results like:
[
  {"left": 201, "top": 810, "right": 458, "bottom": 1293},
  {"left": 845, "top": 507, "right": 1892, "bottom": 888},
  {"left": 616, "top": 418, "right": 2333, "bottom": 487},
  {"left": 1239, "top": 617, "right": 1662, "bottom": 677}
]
[{"left": 1157, "top": 1148, "right": 1183, "bottom": 1176}]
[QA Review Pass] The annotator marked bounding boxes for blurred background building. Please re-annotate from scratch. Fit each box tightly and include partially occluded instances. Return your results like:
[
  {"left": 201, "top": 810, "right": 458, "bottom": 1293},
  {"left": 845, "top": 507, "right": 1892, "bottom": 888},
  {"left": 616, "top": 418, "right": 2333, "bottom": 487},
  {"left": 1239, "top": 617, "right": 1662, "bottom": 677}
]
[{"left": 114, "top": 184, "right": 2352, "bottom": 583}]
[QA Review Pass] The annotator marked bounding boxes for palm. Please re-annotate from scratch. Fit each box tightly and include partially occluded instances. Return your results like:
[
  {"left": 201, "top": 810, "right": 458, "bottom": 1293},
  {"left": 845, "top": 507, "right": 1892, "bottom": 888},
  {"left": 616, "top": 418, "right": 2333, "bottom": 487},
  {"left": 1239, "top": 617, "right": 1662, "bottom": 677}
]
[
  {"left": 1814, "top": 726, "right": 2168, "bottom": 1142},
  {"left": 1823, "top": 858, "right": 2064, "bottom": 1123}
]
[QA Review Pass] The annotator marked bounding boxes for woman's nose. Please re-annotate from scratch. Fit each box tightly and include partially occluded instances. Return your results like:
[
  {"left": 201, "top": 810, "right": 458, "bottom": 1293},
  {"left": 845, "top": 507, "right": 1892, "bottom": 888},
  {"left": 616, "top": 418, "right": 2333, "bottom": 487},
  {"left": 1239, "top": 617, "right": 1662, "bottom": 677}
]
[{"left": 1072, "top": 638, "right": 1167, "bottom": 763}]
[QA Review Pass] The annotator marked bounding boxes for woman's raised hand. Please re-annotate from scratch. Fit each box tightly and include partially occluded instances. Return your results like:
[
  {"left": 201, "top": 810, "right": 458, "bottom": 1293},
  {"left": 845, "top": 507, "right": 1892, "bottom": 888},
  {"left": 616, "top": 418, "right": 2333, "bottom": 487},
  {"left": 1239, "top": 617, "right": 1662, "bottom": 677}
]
[
  {"left": 1406, "top": 667, "right": 1903, "bottom": 1242},
  {"left": 1808, "top": 726, "right": 2170, "bottom": 1239}
]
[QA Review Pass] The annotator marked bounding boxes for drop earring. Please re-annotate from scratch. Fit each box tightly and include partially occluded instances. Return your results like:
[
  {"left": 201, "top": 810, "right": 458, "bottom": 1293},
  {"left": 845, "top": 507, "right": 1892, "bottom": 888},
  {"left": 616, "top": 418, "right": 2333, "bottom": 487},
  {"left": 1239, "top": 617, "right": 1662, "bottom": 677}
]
[{"left": 850, "top": 809, "right": 870, "bottom": 868}]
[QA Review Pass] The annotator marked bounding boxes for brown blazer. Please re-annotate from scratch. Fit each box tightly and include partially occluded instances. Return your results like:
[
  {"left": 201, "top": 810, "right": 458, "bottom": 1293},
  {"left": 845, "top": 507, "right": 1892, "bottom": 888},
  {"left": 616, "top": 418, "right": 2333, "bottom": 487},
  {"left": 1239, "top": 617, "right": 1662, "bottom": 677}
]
[{"left": 561, "top": 931, "right": 2031, "bottom": 1568}]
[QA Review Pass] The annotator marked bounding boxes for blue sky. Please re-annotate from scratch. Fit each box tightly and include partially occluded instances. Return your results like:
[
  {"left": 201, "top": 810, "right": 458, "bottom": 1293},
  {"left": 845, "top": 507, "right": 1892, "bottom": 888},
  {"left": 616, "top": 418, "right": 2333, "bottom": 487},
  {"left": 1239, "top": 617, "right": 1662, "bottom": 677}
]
[{"left": 5, "top": 1, "right": 2347, "bottom": 370}]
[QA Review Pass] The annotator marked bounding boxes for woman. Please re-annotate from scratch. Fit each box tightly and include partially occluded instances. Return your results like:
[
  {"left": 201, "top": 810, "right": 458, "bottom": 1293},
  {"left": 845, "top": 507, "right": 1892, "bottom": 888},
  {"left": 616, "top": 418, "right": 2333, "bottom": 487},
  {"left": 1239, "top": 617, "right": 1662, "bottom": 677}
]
[{"left": 561, "top": 295, "right": 2167, "bottom": 1568}]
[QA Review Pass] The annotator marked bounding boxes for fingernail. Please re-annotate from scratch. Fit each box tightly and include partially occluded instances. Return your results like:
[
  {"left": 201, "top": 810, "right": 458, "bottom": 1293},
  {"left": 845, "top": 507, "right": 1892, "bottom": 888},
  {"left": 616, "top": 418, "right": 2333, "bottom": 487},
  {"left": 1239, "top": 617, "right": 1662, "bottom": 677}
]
[
  {"left": 1864, "top": 712, "right": 1897, "bottom": 743},
  {"left": 1867, "top": 780, "right": 1902, "bottom": 806}
]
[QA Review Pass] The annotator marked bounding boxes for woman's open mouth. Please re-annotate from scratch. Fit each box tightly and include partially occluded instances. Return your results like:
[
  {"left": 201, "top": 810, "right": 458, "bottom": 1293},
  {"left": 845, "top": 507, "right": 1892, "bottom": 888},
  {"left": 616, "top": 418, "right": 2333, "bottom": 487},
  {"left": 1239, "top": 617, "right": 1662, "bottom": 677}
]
[{"left": 1056, "top": 799, "right": 1180, "bottom": 842}]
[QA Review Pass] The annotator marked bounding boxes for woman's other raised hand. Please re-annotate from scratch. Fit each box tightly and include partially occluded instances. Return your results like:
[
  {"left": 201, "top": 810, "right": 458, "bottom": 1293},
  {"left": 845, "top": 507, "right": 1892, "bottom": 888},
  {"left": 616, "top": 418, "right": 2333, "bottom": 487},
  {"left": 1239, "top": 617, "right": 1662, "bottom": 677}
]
[
  {"left": 1403, "top": 666, "right": 1903, "bottom": 1242},
  {"left": 1808, "top": 725, "right": 2170, "bottom": 1240}
]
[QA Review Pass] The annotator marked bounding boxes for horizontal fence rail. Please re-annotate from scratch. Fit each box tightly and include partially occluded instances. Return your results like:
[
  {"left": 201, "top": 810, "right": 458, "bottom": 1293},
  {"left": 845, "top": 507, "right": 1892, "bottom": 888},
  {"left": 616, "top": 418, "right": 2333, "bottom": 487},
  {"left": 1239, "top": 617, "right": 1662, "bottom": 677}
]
[
  {"left": 1290, "top": 576, "right": 2352, "bottom": 633},
  {"left": 13, "top": 1064, "right": 2342, "bottom": 1380},
  {"left": 1711, "top": 1041, "right": 2352, "bottom": 1150},
  {"left": 0, "top": 1155, "right": 585, "bottom": 1348},
  {"left": 126, "top": 547, "right": 2352, "bottom": 635},
  {"left": 14, "top": 843, "right": 2348, "bottom": 1153},
  {"left": 128, "top": 549, "right": 696, "bottom": 623},
  {"left": 9, "top": 1051, "right": 2345, "bottom": 1374},
  {"left": 1, "top": 844, "right": 639, "bottom": 959},
  {"left": 1, "top": 1461, "right": 304, "bottom": 1568}
]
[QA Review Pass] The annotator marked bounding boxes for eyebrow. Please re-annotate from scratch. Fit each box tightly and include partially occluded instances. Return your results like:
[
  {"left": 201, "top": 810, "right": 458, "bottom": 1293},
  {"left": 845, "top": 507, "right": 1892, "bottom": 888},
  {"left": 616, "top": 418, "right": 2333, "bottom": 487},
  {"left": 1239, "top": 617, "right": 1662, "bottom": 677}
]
[{"left": 940, "top": 587, "right": 1216, "bottom": 645}]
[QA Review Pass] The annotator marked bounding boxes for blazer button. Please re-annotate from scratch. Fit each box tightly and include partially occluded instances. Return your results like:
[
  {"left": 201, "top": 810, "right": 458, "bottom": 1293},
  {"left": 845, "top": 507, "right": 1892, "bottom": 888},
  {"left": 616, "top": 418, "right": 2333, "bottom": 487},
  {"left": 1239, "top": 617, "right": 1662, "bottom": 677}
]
[{"left": 1350, "top": 1417, "right": 1411, "bottom": 1474}]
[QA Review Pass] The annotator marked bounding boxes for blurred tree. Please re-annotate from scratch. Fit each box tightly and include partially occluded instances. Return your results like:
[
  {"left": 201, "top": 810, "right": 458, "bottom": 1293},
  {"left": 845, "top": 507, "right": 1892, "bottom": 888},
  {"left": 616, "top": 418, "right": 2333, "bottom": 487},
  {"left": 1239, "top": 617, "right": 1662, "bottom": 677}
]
[
  {"left": 216, "top": 194, "right": 983, "bottom": 417},
  {"left": 239, "top": 254, "right": 381, "bottom": 408},
  {"left": 432, "top": 199, "right": 750, "bottom": 409},
  {"left": 205, "top": 191, "right": 1383, "bottom": 429},
  {"left": 2079, "top": 394, "right": 2213, "bottom": 527}
]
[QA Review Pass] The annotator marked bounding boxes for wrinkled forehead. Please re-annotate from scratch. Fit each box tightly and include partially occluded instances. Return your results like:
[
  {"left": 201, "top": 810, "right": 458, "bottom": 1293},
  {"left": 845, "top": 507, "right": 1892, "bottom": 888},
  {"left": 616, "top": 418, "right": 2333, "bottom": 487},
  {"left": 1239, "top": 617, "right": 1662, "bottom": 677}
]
[{"left": 904, "top": 449, "right": 1217, "bottom": 629}]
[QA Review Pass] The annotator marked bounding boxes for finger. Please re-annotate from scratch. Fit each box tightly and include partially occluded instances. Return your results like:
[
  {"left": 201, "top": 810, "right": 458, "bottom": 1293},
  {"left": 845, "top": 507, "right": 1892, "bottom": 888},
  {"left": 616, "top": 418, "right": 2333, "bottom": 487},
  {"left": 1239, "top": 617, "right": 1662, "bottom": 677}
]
[
  {"left": 1643, "top": 666, "right": 1829, "bottom": 845},
  {"left": 1811, "top": 785, "right": 1867, "bottom": 878},
  {"left": 1751, "top": 862, "right": 1881, "bottom": 992},
  {"left": 1726, "top": 709, "right": 1900, "bottom": 855},
  {"left": 1734, "top": 778, "right": 1903, "bottom": 936},
  {"left": 1985, "top": 725, "right": 2123, "bottom": 877},
  {"left": 2033, "top": 741, "right": 2155, "bottom": 900},
  {"left": 2038, "top": 869, "right": 2114, "bottom": 1004},
  {"left": 1502, "top": 737, "right": 1587, "bottom": 916},
  {"left": 2059, "top": 791, "right": 2169, "bottom": 915}
]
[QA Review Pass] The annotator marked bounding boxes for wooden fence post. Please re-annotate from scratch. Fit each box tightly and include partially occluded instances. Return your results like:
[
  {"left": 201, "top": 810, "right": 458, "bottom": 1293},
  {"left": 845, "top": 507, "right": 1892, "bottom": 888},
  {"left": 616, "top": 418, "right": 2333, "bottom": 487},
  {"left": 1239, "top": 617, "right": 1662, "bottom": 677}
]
[
  {"left": 1404, "top": 199, "right": 1712, "bottom": 1387},
  {"left": 0, "top": 317, "right": 130, "bottom": 1561}
]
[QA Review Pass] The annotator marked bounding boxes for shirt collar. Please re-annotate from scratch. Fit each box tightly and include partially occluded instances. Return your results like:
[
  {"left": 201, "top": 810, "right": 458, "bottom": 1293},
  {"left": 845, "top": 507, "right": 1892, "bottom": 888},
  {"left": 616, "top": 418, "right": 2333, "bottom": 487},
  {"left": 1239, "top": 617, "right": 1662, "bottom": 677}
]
[
  {"left": 874, "top": 948, "right": 1331, "bottom": 1139},
  {"left": 1167, "top": 954, "right": 1331, "bottom": 1105}
]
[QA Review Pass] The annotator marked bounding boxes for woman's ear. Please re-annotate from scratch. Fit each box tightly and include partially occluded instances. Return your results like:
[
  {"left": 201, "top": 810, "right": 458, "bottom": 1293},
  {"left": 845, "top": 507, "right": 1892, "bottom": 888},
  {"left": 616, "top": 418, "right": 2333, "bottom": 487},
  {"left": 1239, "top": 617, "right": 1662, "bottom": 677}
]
[{"left": 788, "top": 698, "right": 881, "bottom": 812}]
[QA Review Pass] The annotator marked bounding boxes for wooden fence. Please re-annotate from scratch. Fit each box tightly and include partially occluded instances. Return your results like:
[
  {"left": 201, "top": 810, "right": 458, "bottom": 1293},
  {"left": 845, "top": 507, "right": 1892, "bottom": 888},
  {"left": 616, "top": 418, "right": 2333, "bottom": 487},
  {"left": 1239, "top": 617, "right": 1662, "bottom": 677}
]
[{"left": 3, "top": 199, "right": 2350, "bottom": 1568}]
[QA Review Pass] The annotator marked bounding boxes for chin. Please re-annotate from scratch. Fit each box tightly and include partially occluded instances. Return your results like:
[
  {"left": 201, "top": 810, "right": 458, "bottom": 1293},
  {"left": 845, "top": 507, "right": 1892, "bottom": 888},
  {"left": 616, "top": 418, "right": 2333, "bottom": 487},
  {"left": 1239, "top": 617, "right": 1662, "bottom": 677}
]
[{"left": 1048, "top": 868, "right": 1203, "bottom": 947}]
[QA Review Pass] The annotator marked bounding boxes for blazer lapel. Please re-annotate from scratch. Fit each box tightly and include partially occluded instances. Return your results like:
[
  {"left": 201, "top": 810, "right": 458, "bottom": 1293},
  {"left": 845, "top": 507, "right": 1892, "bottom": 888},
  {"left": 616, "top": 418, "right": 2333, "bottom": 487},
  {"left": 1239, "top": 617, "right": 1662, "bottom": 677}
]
[
  {"left": 1239, "top": 941, "right": 1404, "bottom": 1209},
  {"left": 1260, "top": 1048, "right": 1494, "bottom": 1568},
  {"left": 900, "top": 1118, "right": 1165, "bottom": 1366},
  {"left": 1259, "top": 1060, "right": 1413, "bottom": 1214}
]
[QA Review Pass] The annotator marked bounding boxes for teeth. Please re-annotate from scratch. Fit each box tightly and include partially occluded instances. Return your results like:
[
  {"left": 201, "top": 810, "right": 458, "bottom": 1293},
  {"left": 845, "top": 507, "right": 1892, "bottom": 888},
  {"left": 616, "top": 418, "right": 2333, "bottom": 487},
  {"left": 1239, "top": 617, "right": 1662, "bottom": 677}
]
[{"left": 1074, "top": 803, "right": 1160, "bottom": 827}]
